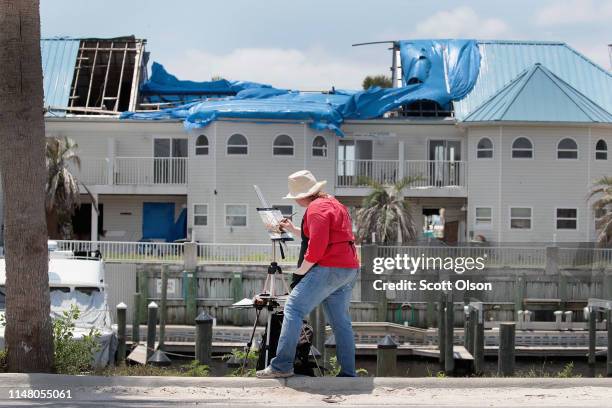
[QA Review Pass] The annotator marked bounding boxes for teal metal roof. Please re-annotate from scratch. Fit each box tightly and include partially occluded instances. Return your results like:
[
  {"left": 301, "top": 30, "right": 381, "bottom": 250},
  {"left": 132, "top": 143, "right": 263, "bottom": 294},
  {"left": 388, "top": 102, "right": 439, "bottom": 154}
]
[
  {"left": 41, "top": 38, "right": 80, "bottom": 115},
  {"left": 464, "top": 63, "right": 612, "bottom": 123},
  {"left": 455, "top": 41, "right": 612, "bottom": 122}
]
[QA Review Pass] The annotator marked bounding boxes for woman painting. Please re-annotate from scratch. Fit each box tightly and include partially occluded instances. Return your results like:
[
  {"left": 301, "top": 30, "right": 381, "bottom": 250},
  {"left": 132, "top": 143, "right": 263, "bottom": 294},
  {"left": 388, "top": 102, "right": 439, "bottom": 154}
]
[{"left": 256, "top": 170, "right": 360, "bottom": 378}]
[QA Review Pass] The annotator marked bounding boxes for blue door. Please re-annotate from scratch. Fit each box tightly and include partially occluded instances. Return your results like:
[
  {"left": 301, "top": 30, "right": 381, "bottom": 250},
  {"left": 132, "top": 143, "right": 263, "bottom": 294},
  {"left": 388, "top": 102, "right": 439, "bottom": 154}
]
[{"left": 142, "top": 202, "right": 175, "bottom": 241}]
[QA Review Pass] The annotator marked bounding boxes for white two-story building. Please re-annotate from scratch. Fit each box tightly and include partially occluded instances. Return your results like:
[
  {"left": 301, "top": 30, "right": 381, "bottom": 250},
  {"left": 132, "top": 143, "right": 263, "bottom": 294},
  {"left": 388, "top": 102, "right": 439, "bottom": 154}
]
[{"left": 4, "top": 38, "right": 611, "bottom": 246}]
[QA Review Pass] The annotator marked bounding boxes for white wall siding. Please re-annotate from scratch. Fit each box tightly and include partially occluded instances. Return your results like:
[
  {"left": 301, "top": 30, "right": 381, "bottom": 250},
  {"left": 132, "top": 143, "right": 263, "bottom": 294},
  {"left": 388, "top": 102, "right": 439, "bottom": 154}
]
[
  {"left": 100, "top": 195, "right": 186, "bottom": 242},
  {"left": 466, "top": 125, "right": 608, "bottom": 243},
  {"left": 188, "top": 120, "right": 337, "bottom": 244}
]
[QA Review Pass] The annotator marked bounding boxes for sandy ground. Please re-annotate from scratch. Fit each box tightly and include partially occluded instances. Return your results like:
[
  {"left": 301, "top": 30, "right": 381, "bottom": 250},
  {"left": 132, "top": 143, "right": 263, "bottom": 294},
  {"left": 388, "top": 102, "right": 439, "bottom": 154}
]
[{"left": 0, "top": 375, "right": 612, "bottom": 407}]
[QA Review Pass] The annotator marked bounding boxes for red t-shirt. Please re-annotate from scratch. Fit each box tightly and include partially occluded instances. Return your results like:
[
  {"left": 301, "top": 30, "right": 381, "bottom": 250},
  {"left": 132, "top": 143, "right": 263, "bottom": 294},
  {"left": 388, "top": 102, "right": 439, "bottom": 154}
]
[{"left": 303, "top": 197, "right": 360, "bottom": 268}]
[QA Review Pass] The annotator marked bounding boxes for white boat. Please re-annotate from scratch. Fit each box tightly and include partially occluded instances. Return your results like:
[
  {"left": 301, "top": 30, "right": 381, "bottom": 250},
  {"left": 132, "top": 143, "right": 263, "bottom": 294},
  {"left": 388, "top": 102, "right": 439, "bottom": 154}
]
[{"left": 0, "top": 241, "right": 117, "bottom": 367}]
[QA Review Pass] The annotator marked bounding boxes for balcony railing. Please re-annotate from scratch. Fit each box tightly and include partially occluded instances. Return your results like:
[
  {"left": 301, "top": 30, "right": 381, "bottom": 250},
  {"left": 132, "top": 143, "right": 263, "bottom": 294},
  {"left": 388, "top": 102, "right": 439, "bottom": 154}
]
[
  {"left": 114, "top": 157, "right": 187, "bottom": 185},
  {"left": 39, "top": 241, "right": 612, "bottom": 269},
  {"left": 68, "top": 157, "right": 188, "bottom": 186},
  {"left": 68, "top": 157, "right": 110, "bottom": 186},
  {"left": 336, "top": 159, "right": 467, "bottom": 189}
]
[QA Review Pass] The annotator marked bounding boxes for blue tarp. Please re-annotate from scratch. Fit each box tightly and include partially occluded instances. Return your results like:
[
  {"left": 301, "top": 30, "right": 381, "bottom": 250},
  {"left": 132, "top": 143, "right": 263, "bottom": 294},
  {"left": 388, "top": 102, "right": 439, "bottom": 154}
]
[
  {"left": 123, "top": 40, "right": 481, "bottom": 135},
  {"left": 141, "top": 62, "right": 272, "bottom": 96}
]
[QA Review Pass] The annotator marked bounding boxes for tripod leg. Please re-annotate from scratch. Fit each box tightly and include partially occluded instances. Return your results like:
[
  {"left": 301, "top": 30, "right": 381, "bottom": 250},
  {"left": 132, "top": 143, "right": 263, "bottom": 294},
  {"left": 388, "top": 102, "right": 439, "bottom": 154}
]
[
  {"left": 265, "top": 308, "right": 273, "bottom": 367},
  {"left": 241, "top": 307, "right": 261, "bottom": 375}
]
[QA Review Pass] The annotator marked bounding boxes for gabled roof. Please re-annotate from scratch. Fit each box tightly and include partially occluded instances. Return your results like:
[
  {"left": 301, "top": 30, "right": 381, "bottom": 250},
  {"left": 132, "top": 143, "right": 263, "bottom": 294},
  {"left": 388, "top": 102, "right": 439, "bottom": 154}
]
[
  {"left": 455, "top": 41, "right": 612, "bottom": 121},
  {"left": 464, "top": 63, "right": 612, "bottom": 123}
]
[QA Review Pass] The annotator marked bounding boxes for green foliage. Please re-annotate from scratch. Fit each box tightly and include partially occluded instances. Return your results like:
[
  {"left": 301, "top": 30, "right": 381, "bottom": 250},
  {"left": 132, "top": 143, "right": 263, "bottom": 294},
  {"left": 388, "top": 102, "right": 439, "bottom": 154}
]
[
  {"left": 179, "top": 360, "right": 210, "bottom": 377},
  {"left": 590, "top": 176, "right": 612, "bottom": 247},
  {"left": 556, "top": 362, "right": 580, "bottom": 378},
  {"left": 0, "top": 349, "right": 6, "bottom": 373},
  {"left": 435, "top": 371, "right": 447, "bottom": 378},
  {"left": 362, "top": 75, "right": 393, "bottom": 90},
  {"left": 325, "top": 356, "right": 368, "bottom": 377},
  {"left": 355, "top": 176, "right": 420, "bottom": 244},
  {"left": 223, "top": 348, "right": 258, "bottom": 377},
  {"left": 53, "top": 305, "right": 101, "bottom": 375},
  {"left": 326, "top": 356, "right": 341, "bottom": 376}
]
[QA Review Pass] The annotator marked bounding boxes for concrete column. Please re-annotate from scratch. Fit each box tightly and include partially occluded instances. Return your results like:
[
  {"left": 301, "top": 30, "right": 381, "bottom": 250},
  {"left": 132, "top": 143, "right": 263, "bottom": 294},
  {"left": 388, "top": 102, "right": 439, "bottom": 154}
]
[
  {"left": 90, "top": 192, "right": 99, "bottom": 242},
  {"left": 545, "top": 246, "right": 559, "bottom": 275},
  {"left": 184, "top": 241, "right": 198, "bottom": 271},
  {"left": 107, "top": 137, "right": 115, "bottom": 185},
  {"left": 398, "top": 140, "right": 405, "bottom": 181}
]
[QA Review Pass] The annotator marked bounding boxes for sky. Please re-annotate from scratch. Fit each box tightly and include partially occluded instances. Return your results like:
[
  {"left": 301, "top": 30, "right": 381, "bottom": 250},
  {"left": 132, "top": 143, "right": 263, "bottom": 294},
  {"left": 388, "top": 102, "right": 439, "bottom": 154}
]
[{"left": 40, "top": 0, "right": 612, "bottom": 90}]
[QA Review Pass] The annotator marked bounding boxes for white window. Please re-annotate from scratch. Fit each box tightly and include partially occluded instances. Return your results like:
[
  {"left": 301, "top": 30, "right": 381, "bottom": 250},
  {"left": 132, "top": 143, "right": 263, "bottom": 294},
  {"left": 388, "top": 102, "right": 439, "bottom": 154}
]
[
  {"left": 596, "top": 139, "right": 607, "bottom": 160},
  {"left": 273, "top": 135, "right": 294, "bottom": 156},
  {"left": 510, "top": 207, "right": 532, "bottom": 230},
  {"left": 195, "top": 135, "right": 209, "bottom": 155},
  {"left": 273, "top": 205, "right": 294, "bottom": 219},
  {"left": 476, "top": 138, "right": 493, "bottom": 159},
  {"left": 557, "top": 138, "right": 578, "bottom": 159},
  {"left": 227, "top": 134, "right": 248, "bottom": 155},
  {"left": 511, "top": 137, "right": 533, "bottom": 159},
  {"left": 193, "top": 204, "right": 208, "bottom": 226},
  {"left": 556, "top": 208, "right": 577, "bottom": 230},
  {"left": 475, "top": 207, "right": 492, "bottom": 226},
  {"left": 312, "top": 136, "right": 328, "bottom": 157},
  {"left": 225, "top": 204, "right": 247, "bottom": 227}
]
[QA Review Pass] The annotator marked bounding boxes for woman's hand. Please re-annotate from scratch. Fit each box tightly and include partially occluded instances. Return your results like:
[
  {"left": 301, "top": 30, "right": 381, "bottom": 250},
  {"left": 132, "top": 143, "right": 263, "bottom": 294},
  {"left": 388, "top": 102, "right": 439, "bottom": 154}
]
[
  {"left": 279, "top": 219, "right": 300, "bottom": 235},
  {"left": 293, "top": 260, "right": 314, "bottom": 276}
]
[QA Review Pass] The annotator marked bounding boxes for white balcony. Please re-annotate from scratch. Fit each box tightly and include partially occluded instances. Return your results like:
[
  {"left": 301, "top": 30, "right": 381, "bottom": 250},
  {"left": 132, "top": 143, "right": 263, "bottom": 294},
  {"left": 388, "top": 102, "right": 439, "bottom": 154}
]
[
  {"left": 67, "top": 156, "right": 188, "bottom": 195},
  {"left": 70, "top": 157, "right": 188, "bottom": 188},
  {"left": 114, "top": 157, "right": 187, "bottom": 185},
  {"left": 336, "top": 159, "right": 467, "bottom": 196}
]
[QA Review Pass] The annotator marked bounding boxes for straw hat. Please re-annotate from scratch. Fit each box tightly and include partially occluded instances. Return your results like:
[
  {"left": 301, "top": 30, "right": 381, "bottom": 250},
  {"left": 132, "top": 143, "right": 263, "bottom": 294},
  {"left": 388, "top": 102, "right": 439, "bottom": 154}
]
[{"left": 283, "top": 170, "right": 327, "bottom": 200}]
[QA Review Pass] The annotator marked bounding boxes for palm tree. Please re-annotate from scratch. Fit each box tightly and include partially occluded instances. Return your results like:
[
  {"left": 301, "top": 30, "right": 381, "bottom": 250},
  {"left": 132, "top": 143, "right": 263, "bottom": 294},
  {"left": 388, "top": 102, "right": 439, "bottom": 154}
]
[
  {"left": 0, "top": 0, "right": 54, "bottom": 372},
  {"left": 355, "top": 177, "right": 419, "bottom": 244},
  {"left": 45, "top": 136, "right": 98, "bottom": 239},
  {"left": 590, "top": 176, "right": 612, "bottom": 247}
]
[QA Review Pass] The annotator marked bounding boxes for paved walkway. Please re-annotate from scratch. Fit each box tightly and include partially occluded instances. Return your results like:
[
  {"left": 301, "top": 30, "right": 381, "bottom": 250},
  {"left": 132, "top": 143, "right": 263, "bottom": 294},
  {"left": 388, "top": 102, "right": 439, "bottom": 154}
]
[{"left": 0, "top": 374, "right": 611, "bottom": 407}]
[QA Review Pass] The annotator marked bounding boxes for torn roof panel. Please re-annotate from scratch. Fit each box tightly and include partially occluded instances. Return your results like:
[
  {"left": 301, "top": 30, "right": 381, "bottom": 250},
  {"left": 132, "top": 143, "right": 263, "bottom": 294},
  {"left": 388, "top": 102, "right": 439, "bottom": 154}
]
[{"left": 41, "top": 39, "right": 81, "bottom": 115}]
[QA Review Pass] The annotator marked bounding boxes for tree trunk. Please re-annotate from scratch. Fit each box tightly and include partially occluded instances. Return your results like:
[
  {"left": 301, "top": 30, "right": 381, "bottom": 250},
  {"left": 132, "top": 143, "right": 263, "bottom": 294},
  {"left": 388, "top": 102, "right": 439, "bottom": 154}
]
[{"left": 0, "top": 0, "right": 54, "bottom": 372}]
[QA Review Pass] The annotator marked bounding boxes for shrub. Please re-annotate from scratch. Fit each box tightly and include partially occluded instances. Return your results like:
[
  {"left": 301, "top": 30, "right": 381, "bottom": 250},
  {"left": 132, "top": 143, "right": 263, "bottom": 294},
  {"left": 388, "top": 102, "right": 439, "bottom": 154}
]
[
  {"left": 223, "top": 348, "right": 258, "bottom": 377},
  {"left": 0, "top": 349, "right": 6, "bottom": 373},
  {"left": 53, "top": 305, "right": 101, "bottom": 375},
  {"left": 179, "top": 360, "right": 210, "bottom": 377}
]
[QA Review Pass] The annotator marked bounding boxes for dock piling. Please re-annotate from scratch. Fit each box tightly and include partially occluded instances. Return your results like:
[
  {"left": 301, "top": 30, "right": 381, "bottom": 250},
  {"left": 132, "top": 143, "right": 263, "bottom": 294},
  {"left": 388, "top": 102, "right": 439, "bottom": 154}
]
[
  {"left": 438, "top": 296, "right": 446, "bottom": 368},
  {"left": 146, "top": 301, "right": 158, "bottom": 361},
  {"left": 116, "top": 302, "right": 127, "bottom": 364},
  {"left": 498, "top": 322, "right": 515, "bottom": 376},
  {"left": 444, "top": 293, "right": 454, "bottom": 376},
  {"left": 159, "top": 265, "right": 168, "bottom": 351},
  {"left": 376, "top": 335, "right": 398, "bottom": 377},
  {"left": 132, "top": 292, "right": 141, "bottom": 344},
  {"left": 195, "top": 311, "right": 214, "bottom": 365}
]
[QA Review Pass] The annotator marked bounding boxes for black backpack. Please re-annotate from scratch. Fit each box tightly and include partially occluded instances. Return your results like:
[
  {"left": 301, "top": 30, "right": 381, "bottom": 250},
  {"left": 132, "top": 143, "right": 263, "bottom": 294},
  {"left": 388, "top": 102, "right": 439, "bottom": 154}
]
[{"left": 256, "top": 311, "right": 316, "bottom": 376}]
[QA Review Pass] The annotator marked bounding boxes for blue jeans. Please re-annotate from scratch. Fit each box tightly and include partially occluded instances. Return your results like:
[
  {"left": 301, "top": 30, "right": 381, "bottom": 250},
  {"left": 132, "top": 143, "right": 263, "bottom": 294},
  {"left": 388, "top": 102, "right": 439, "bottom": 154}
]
[{"left": 270, "top": 265, "right": 359, "bottom": 376}]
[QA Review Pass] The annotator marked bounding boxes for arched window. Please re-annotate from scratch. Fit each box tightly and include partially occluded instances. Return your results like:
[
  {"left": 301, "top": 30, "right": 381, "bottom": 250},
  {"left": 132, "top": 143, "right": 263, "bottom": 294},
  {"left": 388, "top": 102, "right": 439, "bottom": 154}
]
[
  {"left": 557, "top": 138, "right": 578, "bottom": 159},
  {"left": 312, "top": 136, "right": 327, "bottom": 157},
  {"left": 195, "top": 135, "right": 209, "bottom": 155},
  {"left": 596, "top": 139, "right": 608, "bottom": 160},
  {"left": 227, "top": 134, "right": 247, "bottom": 155},
  {"left": 511, "top": 137, "right": 533, "bottom": 159},
  {"left": 477, "top": 137, "right": 493, "bottom": 159},
  {"left": 272, "top": 135, "right": 294, "bottom": 156}
]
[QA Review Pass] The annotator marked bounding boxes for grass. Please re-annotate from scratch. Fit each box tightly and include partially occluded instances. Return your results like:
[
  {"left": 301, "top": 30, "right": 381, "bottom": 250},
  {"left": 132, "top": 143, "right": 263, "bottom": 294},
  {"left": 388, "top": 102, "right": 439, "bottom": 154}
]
[{"left": 96, "top": 360, "right": 209, "bottom": 377}]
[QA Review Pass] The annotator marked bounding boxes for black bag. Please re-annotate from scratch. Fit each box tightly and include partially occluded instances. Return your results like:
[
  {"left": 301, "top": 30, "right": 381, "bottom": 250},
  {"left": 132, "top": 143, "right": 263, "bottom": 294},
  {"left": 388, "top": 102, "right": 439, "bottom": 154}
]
[{"left": 256, "top": 311, "right": 316, "bottom": 376}]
